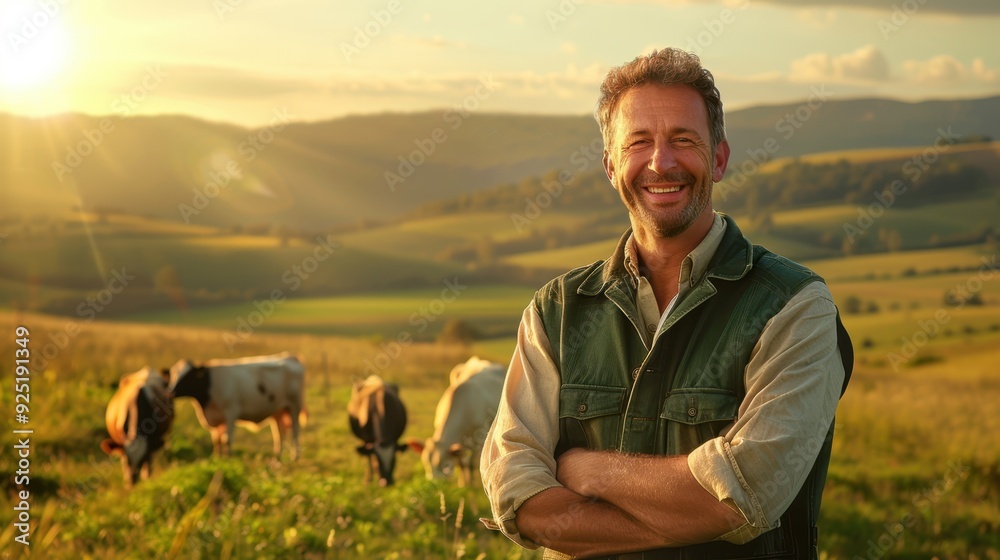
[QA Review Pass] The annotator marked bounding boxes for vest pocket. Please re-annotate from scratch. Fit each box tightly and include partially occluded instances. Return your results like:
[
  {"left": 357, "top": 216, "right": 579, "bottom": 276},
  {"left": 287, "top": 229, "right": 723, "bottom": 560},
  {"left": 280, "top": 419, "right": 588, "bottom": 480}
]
[
  {"left": 659, "top": 390, "right": 739, "bottom": 455},
  {"left": 557, "top": 385, "right": 626, "bottom": 451}
]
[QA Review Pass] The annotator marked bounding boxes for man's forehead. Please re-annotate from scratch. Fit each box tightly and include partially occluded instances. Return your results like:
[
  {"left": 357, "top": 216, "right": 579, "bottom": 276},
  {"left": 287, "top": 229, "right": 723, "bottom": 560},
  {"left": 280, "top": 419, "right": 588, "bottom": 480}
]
[{"left": 614, "top": 83, "right": 709, "bottom": 132}]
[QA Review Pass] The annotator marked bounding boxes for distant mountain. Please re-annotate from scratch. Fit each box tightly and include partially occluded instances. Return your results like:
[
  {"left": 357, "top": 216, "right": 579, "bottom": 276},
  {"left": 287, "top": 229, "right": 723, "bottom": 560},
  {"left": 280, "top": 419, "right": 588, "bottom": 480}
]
[{"left": 3, "top": 95, "right": 999, "bottom": 229}]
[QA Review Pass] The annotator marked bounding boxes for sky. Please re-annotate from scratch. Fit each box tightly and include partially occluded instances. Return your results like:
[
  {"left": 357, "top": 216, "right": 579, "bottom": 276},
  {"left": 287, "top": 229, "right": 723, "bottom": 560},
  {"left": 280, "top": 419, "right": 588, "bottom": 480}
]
[{"left": 1, "top": 0, "right": 998, "bottom": 127}]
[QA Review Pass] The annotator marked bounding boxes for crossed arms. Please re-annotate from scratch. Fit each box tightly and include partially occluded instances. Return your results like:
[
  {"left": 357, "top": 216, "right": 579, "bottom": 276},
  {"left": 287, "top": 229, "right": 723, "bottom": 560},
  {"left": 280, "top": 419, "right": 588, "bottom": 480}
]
[
  {"left": 515, "top": 450, "right": 745, "bottom": 557},
  {"left": 480, "top": 283, "right": 845, "bottom": 557}
]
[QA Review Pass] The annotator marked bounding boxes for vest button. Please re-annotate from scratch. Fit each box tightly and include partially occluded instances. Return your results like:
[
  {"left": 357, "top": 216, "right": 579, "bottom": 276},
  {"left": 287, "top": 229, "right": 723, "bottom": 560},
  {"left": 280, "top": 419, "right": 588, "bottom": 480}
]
[
  {"left": 687, "top": 407, "right": 697, "bottom": 417},
  {"left": 578, "top": 403, "right": 587, "bottom": 413},
  {"left": 631, "top": 368, "right": 639, "bottom": 380}
]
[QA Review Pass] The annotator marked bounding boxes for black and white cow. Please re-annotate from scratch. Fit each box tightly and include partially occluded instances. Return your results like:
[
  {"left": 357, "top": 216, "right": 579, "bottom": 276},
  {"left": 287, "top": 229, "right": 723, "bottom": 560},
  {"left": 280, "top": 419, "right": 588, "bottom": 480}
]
[
  {"left": 101, "top": 367, "right": 174, "bottom": 487},
  {"left": 168, "top": 352, "right": 306, "bottom": 460},
  {"left": 348, "top": 375, "right": 408, "bottom": 486}
]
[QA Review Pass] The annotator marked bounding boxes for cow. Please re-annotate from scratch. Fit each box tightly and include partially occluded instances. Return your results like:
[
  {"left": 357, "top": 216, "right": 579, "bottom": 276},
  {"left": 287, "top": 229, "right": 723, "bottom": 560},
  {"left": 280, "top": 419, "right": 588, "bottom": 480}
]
[
  {"left": 409, "top": 356, "right": 505, "bottom": 487},
  {"left": 167, "top": 352, "right": 306, "bottom": 460},
  {"left": 348, "top": 375, "right": 408, "bottom": 487},
  {"left": 101, "top": 367, "right": 175, "bottom": 487}
]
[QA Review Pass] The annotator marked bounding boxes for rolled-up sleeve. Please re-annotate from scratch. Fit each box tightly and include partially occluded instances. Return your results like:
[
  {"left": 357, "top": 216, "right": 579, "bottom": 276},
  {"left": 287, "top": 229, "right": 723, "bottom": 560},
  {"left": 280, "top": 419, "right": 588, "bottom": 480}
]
[
  {"left": 480, "top": 303, "right": 563, "bottom": 548},
  {"left": 688, "top": 281, "right": 846, "bottom": 544}
]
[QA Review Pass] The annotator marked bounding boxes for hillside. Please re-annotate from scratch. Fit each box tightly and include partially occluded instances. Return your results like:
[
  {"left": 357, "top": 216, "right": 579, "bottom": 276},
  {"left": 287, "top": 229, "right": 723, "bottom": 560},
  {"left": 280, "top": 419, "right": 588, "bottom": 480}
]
[
  {"left": 2, "top": 139, "right": 998, "bottom": 323},
  {"left": 3, "top": 95, "right": 1000, "bottom": 229}
]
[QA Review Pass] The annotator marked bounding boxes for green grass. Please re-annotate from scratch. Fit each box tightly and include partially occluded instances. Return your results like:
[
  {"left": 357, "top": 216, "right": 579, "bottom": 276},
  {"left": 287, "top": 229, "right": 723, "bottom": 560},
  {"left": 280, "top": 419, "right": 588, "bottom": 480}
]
[
  {"left": 1, "top": 307, "right": 997, "bottom": 559},
  {"left": 117, "top": 285, "right": 536, "bottom": 341},
  {"left": 805, "top": 245, "right": 997, "bottom": 282}
]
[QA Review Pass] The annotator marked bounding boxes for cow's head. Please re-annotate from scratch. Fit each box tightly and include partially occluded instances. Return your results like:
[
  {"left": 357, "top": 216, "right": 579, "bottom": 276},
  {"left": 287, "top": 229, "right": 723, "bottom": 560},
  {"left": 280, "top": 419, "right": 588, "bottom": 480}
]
[
  {"left": 410, "top": 438, "right": 469, "bottom": 480},
  {"left": 167, "top": 360, "right": 211, "bottom": 404},
  {"left": 355, "top": 441, "right": 408, "bottom": 486}
]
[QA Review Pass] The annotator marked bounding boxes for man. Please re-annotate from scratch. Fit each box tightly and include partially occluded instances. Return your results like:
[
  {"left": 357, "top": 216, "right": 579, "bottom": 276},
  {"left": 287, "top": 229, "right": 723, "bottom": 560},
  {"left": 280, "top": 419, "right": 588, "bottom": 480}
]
[{"left": 480, "top": 48, "right": 852, "bottom": 559}]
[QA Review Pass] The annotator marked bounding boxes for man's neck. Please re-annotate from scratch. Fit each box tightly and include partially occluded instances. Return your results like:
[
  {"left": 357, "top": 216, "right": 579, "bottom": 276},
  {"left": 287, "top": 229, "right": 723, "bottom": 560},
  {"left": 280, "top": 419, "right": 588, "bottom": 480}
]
[{"left": 631, "top": 210, "right": 715, "bottom": 312}]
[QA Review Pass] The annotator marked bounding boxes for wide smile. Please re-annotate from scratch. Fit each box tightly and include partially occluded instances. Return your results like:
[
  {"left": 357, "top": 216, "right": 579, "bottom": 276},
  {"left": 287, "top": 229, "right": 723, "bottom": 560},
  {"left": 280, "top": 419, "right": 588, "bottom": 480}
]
[{"left": 646, "top": 185, "right": 683, "bottom": 194}]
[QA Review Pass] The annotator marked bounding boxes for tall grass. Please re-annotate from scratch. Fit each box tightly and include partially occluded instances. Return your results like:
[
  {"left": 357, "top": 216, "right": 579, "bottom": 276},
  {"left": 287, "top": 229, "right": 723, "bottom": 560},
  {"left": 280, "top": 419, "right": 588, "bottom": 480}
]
[{"left": 0, "top": 310, "right": 997, "bottom": 558}]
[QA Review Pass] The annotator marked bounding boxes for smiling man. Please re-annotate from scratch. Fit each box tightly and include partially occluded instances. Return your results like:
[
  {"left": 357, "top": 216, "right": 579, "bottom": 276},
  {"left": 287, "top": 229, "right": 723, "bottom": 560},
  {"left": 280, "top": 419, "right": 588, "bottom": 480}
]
[{"left": 481, "top": 48, "right": 853, "bottom": 559}]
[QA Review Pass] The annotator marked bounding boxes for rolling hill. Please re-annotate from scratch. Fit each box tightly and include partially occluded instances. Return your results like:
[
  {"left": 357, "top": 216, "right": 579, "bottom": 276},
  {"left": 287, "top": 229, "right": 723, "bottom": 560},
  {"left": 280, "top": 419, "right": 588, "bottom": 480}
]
[{"left": 4, "top": 95, "right": 1000, "bottom": 229}]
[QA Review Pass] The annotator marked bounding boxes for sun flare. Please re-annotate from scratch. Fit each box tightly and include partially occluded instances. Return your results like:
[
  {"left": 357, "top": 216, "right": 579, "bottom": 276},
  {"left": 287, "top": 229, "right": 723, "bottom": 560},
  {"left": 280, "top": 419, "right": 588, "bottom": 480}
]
[{"left": 0, "top": 8, "right": 70, "bottom": 91}]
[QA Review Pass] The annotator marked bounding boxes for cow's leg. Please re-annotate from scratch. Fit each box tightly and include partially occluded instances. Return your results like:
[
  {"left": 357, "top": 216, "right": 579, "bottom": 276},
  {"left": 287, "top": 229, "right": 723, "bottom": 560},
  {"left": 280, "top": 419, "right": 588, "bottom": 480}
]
[
  {"left": 366, "top": 454, "right": 377, "bottom": 485},
  {"left": 210, "top": 426, "right": 222, "bottom": 455},
  {"left": 289, "top": 407, "right": 301, "bottom": 461},
  {"left": 269, "top": 416, "right": 284, "bottom": 458},
  {"left": 140, "top": 457, "right": 151, "bottom": 481},
  {"left": 119, "top": 454, "right": 132, "bottom": 488},
  {"left": 223, "top": 418, "right": 236, "bottom": 456}
]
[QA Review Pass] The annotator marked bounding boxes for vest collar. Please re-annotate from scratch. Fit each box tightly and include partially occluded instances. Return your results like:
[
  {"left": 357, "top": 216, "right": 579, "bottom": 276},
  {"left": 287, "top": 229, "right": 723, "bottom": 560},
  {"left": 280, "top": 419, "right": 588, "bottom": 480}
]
[{"left": 578, "top": 213, "right": 754, "bottom": 296}]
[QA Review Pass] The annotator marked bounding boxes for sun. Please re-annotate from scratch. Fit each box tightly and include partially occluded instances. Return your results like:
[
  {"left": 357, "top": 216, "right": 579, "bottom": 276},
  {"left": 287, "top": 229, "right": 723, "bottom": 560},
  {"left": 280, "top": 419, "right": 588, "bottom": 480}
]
[{"left": 0, "top": 9, "right": 70, "bottom": 91}]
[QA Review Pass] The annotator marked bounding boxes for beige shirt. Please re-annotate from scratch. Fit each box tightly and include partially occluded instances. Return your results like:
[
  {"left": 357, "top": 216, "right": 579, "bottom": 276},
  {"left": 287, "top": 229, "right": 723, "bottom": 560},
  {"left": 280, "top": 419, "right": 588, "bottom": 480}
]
[{"left": 481, "top": 212, "right": 846, "bottom": 547}]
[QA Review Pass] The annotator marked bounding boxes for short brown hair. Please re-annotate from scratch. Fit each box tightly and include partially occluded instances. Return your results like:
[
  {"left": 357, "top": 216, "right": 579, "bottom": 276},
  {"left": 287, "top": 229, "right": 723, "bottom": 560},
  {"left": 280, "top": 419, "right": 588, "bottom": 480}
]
[{"left": 596, "top": 48, "right": 725, "bottom": 152}]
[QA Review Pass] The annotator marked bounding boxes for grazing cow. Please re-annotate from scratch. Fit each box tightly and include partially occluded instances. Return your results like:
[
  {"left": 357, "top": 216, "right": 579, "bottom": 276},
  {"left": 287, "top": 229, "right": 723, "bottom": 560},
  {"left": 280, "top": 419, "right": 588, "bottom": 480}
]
[
  {"left": 409, "top": 357, "right": 505, "bottom": 486},
  {"left": 348, "top": 375, "right": 408, "bottom": 487},
  {"left": 168, "top": 352, "right": 306, "bottom": 460},
  {"left": 101, "top": 367, "right": 174, "bottom": 487}
]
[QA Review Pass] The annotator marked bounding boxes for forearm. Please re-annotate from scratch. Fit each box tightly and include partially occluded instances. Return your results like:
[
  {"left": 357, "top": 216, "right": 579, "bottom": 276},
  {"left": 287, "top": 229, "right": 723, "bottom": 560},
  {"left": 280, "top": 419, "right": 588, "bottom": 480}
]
[
  {"left": 516, "top": 486, "right": 670, "bottom": 558},
  {"left": 559, "top": 450, "right": 745, "bottom": 543}
]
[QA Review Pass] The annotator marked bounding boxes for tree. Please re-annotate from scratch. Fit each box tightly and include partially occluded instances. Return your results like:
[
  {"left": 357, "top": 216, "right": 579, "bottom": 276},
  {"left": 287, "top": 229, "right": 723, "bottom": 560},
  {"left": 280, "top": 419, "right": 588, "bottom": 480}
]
[
  {"left": 842, "top": 295, "right": 863, "bottom": 315},
  {"left": 437, "top": 318, "right": 479, "bottom": 345}
]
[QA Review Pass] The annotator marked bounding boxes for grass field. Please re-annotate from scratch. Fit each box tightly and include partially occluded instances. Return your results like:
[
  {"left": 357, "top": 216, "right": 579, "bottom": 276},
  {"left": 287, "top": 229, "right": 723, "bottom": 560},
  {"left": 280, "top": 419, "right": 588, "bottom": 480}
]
[
  {"left": 2, "top": 256, "right": 999, "bottom": 558},
  {"left": 117, "top": 285, "right": 536, "bottom": 343}
]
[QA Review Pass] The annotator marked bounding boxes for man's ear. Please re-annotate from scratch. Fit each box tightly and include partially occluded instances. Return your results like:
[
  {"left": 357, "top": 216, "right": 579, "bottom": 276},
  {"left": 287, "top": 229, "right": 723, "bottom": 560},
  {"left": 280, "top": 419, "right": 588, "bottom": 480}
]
[
  {"left": 712, "top": 139, "right": 731, "bottom": 183},
  {"left": 603, "top": 150, "right": 616, "bottom": 187}
]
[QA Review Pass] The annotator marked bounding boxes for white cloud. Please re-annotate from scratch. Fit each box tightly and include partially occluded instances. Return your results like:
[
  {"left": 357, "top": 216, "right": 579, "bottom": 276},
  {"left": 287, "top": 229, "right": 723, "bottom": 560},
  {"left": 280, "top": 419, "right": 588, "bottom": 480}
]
[
  {"left": 902, "top": 55, "right": 1000, "bottom": 85},
  {"left": 789, "top": 45, "right": 890, "bottom": 83}
]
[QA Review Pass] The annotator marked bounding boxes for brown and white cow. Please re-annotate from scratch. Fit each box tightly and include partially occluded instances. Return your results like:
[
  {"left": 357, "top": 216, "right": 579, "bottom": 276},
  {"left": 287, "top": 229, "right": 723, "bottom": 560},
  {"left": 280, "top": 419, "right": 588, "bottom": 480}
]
[
  {"left": 409, "top": 356, "right": 505, "bottom": 486},
  {"left": 101, "top": 367, "right": 174, "bottom": 487},
  {"left": 168, "top": 352, "right": 306, "bottom": 460},
  {"left": 348, "top": 375, "right": 408, "bottom": 487}
]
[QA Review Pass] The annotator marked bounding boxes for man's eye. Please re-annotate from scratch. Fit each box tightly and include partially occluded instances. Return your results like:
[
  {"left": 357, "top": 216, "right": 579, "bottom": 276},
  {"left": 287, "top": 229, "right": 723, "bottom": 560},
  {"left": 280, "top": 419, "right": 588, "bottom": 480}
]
[{"left": 673, "top": 137, "right": 693, "bottom": 144}]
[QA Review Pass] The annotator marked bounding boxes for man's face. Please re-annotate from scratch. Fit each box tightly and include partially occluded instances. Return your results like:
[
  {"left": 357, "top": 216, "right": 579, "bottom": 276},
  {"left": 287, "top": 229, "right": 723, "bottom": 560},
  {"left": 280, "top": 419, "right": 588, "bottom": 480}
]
[{"left": 603, "top": 83, "right": 730, "bottom": 239}]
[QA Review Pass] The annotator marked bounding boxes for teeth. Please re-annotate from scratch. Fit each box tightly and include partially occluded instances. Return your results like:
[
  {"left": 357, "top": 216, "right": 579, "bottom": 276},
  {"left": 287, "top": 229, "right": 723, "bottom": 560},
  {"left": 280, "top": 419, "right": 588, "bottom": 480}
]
[{"left": 647, "top": 186, "right": 681, "bottom": 194}]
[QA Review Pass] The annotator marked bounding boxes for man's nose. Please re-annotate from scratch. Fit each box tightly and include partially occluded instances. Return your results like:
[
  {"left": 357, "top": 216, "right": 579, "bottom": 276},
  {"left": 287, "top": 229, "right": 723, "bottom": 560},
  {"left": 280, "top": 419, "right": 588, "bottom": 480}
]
[{"left": 649, "top": 142, "right": 678, "bottom": 175}]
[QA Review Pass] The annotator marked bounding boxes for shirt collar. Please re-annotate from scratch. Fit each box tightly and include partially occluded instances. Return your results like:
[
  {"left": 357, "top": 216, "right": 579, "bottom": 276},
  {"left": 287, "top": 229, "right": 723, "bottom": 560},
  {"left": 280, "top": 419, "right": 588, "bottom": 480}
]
[{"left": 623, "top": 212, "right": 728, "bottom": 290}]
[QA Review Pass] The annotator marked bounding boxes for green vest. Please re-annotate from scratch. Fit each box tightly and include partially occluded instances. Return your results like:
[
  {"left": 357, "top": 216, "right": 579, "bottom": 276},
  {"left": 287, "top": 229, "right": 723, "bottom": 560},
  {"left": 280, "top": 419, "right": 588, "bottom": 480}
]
[{"left": 535, "top": 215, "right": 853, "bottom": 560}]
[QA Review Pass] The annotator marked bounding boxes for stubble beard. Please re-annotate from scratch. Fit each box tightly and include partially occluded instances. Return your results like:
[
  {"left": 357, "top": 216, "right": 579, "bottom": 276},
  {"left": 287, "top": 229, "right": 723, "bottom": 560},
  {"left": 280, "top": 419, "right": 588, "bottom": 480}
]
[{"left": 618, "top": 170, "right": 713, "bottom": 239}]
